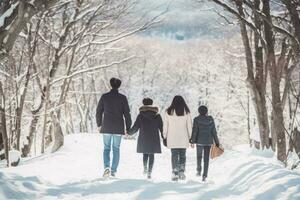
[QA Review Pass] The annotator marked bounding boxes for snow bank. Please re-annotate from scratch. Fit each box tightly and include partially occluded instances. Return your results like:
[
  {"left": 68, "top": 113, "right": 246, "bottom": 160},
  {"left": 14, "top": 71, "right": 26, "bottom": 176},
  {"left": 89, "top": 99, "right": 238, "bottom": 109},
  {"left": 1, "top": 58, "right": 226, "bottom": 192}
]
[
  {"left": 8, "top": 150, "right": 21, "bottom": 167},
  {"left": 0, "top": 134, "right": 299, "bottom": 200}
]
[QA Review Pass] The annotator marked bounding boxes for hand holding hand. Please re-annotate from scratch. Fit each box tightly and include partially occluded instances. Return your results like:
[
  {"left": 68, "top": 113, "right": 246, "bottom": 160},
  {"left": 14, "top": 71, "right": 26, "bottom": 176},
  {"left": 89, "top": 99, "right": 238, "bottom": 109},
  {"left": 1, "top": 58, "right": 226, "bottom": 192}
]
[{"left": 190, "top": 143, "right": 195, "bottom": 148}]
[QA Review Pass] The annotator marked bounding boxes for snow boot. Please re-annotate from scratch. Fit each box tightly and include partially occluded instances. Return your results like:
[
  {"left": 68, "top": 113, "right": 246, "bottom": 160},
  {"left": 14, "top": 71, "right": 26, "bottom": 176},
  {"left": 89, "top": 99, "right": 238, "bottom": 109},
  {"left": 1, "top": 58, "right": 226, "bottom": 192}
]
[
  {"left": 103, "top": 168, "right": 110, "bottom": 178},
  {"left": 111, "top": 171, "right": 116, "bottom": 178},
  {"left": 147, "top": 172, "right": 152, "bottom": 179},
  {"left": 202, "top": 176, "right": 207, "bottom": 182},
  {"left": 196, "top": 171, "right": 201, "bottom": 177},
  {"left": 179, "top": 172, "right": 186, "bottom": 180},
  {"left": 172, "top": 172, "right": 179, "bottom": 181}
]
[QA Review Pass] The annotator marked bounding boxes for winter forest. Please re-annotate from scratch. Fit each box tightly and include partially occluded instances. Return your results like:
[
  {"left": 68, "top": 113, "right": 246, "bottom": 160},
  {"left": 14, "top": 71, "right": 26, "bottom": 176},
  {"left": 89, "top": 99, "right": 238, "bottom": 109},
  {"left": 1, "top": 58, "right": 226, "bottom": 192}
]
[{"left": 0, "top": 0, "right": 299, "bottom": 200}]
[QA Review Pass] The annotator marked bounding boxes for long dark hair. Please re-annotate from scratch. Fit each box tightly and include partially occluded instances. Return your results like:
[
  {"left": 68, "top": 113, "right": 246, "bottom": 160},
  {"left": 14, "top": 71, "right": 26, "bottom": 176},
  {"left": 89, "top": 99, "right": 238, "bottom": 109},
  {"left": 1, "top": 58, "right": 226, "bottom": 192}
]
[{"left": 167, "top": 95, "right": 190, "bottom": 116}]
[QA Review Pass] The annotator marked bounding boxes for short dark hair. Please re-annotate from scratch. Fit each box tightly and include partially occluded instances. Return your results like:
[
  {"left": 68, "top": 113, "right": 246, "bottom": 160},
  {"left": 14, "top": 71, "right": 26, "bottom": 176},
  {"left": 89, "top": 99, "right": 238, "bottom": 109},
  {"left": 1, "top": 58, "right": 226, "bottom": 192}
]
[
  {"left": 143, "top": 98, "right": 153, "bottom": 106},
  {"left": 110, "top": 78, "right": 121, "bottom": 89},
  {"left": 198, "top": 105, "right": 208, "bottom": 116}
]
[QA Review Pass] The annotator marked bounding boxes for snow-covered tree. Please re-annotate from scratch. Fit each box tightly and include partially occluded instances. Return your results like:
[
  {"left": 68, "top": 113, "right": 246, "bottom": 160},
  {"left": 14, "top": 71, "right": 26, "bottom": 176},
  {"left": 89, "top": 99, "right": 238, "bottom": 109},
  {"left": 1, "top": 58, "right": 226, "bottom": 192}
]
[{"left": 208, "top": 0, "right": 300, "bottom": 163}]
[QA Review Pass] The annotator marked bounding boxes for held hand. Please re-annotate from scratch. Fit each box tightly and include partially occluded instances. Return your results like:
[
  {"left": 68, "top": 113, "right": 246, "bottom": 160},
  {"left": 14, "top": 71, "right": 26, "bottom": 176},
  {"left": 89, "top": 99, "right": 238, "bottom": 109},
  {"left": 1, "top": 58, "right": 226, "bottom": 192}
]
[{"left": 190, "top": 144, "right": 195, "bottom": 148}]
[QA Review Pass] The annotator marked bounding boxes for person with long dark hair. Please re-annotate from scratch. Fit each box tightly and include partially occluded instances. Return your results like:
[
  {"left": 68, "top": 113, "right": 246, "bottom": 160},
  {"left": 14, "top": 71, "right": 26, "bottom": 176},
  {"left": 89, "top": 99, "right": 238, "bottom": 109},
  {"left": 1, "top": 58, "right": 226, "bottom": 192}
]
[{"left": 163, "top": 95, "right": 192, "bottom": 181}]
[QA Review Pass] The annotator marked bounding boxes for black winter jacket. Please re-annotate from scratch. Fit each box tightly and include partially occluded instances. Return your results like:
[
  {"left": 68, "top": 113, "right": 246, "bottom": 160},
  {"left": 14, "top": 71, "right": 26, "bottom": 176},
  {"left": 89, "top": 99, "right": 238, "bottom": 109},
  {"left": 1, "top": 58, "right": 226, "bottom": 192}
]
[
  {"left": 128, "top": 106, "right": 163, "bottom": 154},
  {"left": 96, "top": 89, "right": 132, "bottom": 135},
  {"left": 190, "top": 115, "right": 219, "bottom": 145}
]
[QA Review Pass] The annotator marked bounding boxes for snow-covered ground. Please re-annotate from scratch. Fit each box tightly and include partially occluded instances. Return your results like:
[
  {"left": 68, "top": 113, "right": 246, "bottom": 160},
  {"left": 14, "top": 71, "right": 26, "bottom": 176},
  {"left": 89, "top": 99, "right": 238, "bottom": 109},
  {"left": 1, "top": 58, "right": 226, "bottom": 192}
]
[{"left": 0, "top": 133, "right": 299, "bottom": 200}]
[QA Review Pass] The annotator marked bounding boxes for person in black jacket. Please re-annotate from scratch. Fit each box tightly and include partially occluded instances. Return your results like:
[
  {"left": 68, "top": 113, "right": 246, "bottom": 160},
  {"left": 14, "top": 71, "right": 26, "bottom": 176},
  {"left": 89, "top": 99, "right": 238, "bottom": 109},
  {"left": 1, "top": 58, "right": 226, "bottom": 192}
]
[
  {"left": 96, "top": 78, "right": 132, "bottom": 178},
  {"left": 190, "top": 105, "right": 220, "bottom": 182},
  {"left": 128, "top": 98, "right": 163, "bottom": 179}
]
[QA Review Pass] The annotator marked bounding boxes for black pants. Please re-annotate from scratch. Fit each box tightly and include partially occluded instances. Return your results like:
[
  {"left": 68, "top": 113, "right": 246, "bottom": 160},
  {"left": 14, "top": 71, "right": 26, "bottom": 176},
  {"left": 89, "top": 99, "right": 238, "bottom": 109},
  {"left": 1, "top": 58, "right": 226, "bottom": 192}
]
[
  {"left": 197, "top": 145, "right": 211, "bottom": 177},
  {"left": 171, "top": 148, "right": 186, "bottom": 174},
  {"left": 143, "top": 154, "right": 154, "bottom": 173}
]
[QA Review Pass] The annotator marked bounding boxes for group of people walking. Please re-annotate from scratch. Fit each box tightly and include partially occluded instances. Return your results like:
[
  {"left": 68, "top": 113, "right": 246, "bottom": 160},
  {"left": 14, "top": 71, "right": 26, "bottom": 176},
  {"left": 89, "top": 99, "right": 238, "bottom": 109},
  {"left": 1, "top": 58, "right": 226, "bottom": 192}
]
[{"left": 96, "top": 78, "right": 220, "bottom": 181}]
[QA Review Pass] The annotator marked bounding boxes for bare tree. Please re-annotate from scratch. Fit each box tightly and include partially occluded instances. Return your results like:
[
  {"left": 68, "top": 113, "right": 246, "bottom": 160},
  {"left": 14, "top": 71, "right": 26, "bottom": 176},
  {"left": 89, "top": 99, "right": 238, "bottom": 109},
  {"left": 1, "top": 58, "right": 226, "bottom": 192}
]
[
  {"left": 0, "top": 0, "right": 59, "bottom": 59},
  {"left": 209, "top": 0, "right": 299, "bottom": 162}
]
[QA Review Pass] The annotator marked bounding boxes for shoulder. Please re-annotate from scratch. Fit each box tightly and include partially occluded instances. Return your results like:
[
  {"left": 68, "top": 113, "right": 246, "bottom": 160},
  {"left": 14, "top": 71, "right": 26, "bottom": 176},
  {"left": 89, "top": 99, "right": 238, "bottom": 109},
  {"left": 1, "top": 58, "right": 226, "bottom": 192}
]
[
  {"left": 156, "top": 113, "right": 162, "bottom": 119},
  {"left": 100, "top": 93, "right": 108, "bottom": 100},
  {"left": 114, "top": 93, "right": 128, "bottom": 103},
  {"left": 118, "top": 93, "right": 128, "bottom": 100},
  {"left": 136, "top": 113, "right": 142, "bottom": 119},
  {"left": 164, "top": 111, "right": 170, "bottom": 117},
  {"left": 207, "top": 115, "right": 215, "bottom": 121},
  {"left": 102, "top": 91, "right": 110, "bottom": 97},
  {"left": 162, "top": 111, "right": 169, "bottom": 120},
  {"left": 183, "top": 112, "right": 191, "bottom": 119}
]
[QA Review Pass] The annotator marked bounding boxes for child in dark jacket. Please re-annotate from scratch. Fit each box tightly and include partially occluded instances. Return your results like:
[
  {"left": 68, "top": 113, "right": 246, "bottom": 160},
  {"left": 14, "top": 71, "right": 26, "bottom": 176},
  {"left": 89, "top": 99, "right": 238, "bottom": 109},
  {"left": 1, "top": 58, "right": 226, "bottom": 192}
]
[
  {"left": 190, "top": 105, "right": 220, "bottom": 182},
  {"left": 128, "top": 98, "right": 163, "bottom": 179}
]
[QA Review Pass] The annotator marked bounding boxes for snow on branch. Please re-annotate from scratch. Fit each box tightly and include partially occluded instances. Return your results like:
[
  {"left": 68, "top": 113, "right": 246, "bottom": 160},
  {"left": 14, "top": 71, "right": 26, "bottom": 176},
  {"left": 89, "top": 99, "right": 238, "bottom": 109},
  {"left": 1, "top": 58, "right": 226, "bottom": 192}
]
[
  {"left": 211, "top": 0, "right": 267, "bottom": 49},
  {"left": 50, "top": 56, "right": 135, "bottom": 85},
  {"left": 0, "top": 1, "right": 19, "bottom": 28}
]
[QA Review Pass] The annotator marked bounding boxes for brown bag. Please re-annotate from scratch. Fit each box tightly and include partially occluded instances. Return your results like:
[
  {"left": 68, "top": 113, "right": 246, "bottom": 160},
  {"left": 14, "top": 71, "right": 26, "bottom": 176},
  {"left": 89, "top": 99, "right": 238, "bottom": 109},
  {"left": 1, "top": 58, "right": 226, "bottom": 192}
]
[{"left": 210, "top": 144, "right": 224, "bottom": 159}]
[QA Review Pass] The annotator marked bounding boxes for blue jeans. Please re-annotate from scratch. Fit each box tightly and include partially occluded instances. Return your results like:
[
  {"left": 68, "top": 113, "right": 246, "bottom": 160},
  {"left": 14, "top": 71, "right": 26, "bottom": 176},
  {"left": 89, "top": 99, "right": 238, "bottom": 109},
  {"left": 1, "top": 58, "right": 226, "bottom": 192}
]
[{"left": 103, "top": 134, "right": 122, "bottom": 173}]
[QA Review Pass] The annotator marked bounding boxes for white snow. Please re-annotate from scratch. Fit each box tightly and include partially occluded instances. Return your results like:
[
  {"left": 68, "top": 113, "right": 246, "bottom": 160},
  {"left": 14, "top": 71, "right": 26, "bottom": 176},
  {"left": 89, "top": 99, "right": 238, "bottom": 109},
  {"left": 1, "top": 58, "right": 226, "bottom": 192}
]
[
  {"left": 0, "top": 134, "right": 299, "bottom": 200},
  {"left": 8, "top": 150, "right": 21, "bottom": 166},
  {"left": 0, "top": 2, "right": 19, "bottom": 28}
]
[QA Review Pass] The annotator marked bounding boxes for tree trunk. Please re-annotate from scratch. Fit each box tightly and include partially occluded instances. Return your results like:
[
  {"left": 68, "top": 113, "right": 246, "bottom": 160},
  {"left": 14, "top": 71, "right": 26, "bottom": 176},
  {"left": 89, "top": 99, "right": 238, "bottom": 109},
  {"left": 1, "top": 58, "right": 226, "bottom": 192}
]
[
  {"left": 262, "top": 0, "right": 287, "bottom": 162},
  {"left": 270, "top": 78, "right": 287, "bottom": 162},
  {"left": 21, "top": 116, "right": 38, "bottom": 157},
  {"left": 0, "top": 0, "right": 58, "bottom": 59},
  {"left": 236, "top": 1, "right": 269, "bottom": 149},
  {"left": 15, "top": 65, "right": 30, "bottom": 151},
  {"left": 0, "top": 81, "right": 9, "bottom": 165},
  {"left": 291, "top": 128, "right": 300, "bottom": 159},
  {"left": 51, "top": 113, "right": 64, "bottom": 153}
]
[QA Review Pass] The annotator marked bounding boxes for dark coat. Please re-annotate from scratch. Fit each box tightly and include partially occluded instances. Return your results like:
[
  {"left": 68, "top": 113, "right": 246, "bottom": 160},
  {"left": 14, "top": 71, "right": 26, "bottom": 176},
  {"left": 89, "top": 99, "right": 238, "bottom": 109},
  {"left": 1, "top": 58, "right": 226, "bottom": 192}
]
[
  {"left": 190, "top": 115, "right": 219, "bottom": 145},
  {"left": 129, "top": 106, "right": 163, "bottom": 154},
  {"left": 96, "top": 89, "right": 132, "bottom": 135}
]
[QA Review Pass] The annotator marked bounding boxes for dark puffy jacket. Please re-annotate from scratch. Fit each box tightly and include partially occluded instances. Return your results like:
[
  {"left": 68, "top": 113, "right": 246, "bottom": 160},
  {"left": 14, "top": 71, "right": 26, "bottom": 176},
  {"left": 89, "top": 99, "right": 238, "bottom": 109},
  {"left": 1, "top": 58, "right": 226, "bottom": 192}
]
[
  {"left": 96, "top": 89, "right": 132, "bottom": 135},
  {"left": 190, "top": 115, "right": 219, "bottom": 145},
  {"left": 128, "top": 106, "right": 163, "bottom": 154}
]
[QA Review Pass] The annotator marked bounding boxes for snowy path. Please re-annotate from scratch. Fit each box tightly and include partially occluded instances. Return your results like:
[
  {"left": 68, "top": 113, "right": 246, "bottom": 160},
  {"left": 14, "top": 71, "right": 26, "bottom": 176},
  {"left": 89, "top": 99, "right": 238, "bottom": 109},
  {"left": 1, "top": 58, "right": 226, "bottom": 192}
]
[{"left": 0, "top": 134, "right": 299, "bottom": 200}]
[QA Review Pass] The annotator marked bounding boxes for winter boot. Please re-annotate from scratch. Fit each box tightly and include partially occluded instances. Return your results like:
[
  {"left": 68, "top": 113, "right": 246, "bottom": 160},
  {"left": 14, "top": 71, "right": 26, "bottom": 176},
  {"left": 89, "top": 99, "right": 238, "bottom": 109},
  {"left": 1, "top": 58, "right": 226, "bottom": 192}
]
[
  {"left": 147, "top": 172, "right": 152, "bottom": 179},
  {"left": 179, "top": 171, "right": 186, "bottom": 180},
  {"left": 111, "top": 171, "right": 116, "bottom": 178},
  {"left": 196, "top": 171, "right": 201, "bottom": 177},
  {"left": 202, "top": 176, "right": 207, "bottom": 182},
  {"left": 172, "top": 172, "right": 179, "bottom": 181},
  {"left": 103, "top": 168, "right": 110, "bottom": 178}
]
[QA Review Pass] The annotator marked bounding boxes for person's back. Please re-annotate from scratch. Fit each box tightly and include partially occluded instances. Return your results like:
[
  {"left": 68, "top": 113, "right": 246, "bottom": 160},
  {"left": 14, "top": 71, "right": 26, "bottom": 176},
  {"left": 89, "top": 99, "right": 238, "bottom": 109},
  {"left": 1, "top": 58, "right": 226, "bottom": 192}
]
[
  {"left": 163, "top": 95, "right": 192, "bottom": 181},
  {"left": 164, "top": 112, "right": 192, "bottom": 149},
  {"left": 191, "top": 115, "right": 219, "bottom": 145},
  {"left": 190, "top": 105, "right": 220, "bottom": 182},
  {"left": 128, "top": 98, "right": 163, "bottom": 179},
  {"left": 137, "top": 106, "right": 162, "bottom": 147},
  {"left": 98, "top": 89, "right": 131, "bottom": 135},
  {"left": 96, "top": 78, "right": 131, "bottom": 178}
]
